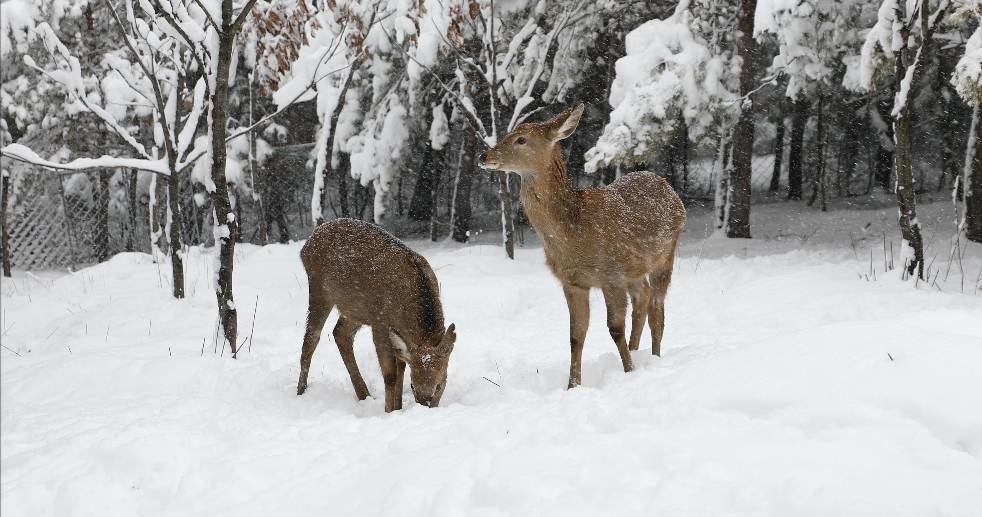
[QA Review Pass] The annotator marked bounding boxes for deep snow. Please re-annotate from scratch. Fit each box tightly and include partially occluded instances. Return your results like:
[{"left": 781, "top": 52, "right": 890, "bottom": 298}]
[{"left": 2, "top": 198, "right": 981, "bottom": 516}]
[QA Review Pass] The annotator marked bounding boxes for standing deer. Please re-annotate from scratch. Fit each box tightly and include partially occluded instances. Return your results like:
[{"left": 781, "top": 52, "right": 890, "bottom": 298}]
[
  {"left": 480, "top": 104, "right": 686, "bottom": 388},
  {"left": 296, "top": 218, "right": 457, "bottom": 412}
]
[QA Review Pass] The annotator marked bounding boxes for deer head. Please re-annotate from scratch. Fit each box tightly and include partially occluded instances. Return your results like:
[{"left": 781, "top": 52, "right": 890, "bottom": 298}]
[
  {"left": 391, "top": 323, "right": 456, "bottom": 408},
  {"left": 479, "top": 104, "right": 584, "bottom": 176}
]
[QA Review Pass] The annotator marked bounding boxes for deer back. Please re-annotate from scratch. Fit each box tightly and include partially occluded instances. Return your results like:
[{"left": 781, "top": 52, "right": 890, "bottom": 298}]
[{"left": 301, "top": 218, "right": 444, "bottom": 341}]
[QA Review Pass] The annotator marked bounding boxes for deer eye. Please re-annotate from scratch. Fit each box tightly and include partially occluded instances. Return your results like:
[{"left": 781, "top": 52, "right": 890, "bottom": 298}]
[{"left": 515, "top": 137, "right": 527, "bottom": 145}]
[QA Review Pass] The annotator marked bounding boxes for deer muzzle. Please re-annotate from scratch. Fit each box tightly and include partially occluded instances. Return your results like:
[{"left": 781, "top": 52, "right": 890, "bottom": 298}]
[{"left": 479, "top": 149, "right": 500, "bottom": 170}]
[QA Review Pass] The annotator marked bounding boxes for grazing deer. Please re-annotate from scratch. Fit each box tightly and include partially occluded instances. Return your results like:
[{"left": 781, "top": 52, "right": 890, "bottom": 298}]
[
  {"left": 296, "top": 218, "right": 457, "bottom": 412},
  {"left": 480, "top": 104, "right": 685, "bottom": 388}
]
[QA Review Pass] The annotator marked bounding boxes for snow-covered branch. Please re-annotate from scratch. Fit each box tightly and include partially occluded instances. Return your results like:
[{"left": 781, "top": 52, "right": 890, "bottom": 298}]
[
  {"left": 26, "top": 24, "right": 154, "bottom": 160},
  {"left": 585, "top": 0, "right": 739, "bottom": 172},
  {"left": 951, "top": 0, "right": 982, "bottom": 106},
  {"left": 1, "top": 143, "right": 169, "bottom": 174},
  {"left": 505, "top": 1, "right": 586, "bottom": 132}
]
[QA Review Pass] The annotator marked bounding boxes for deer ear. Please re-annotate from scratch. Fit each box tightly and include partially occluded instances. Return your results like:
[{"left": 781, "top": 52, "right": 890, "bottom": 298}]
[
  {"left": 439, "top": 323, "right": 456, "bottom": 354},
  {"left": 548, "top": 103, "right": 584, "bottom": 142},
  {"left": 390, "top": 331, "right": 412, "bottom": 362}
]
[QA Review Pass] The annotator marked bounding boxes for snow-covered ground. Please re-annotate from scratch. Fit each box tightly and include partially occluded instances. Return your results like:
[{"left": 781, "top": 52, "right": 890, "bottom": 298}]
[{"left": 2, "top": 198, "right": 981, "bottom": 516}]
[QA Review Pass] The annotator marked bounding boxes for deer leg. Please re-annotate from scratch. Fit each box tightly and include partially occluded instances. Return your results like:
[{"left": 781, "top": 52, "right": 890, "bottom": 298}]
[
  {"left": 371, "top": 327, "right": 399, "bottom": 412},
  {"left": 649, "top": 269, "right": 672, "bottom": 357},
  {"left": 393, "top": 359, "right": 406, "bottom": 411},
  {"left": 297, "top": 297, "right": 333, "bottom": 396},
  {"left": 602, "top": 286, "right": 634, "bottom": 373},
  {"left": 333, "top": 316, "right": 369, "bottom": 400},
  {"left": 627, "top": 280, "right": 651, "bottom": 352},
  {"left": 563, "top": 283, "right": 590, "bottom": 389}
]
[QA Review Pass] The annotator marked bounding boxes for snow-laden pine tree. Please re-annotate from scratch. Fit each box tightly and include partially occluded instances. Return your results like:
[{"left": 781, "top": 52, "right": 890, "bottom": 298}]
[
  {"left": 756, "top": 0, "right": 877, "bottom": 203},
  {"left": 585, "top": 0, "right": 741, "bottom": 233}
]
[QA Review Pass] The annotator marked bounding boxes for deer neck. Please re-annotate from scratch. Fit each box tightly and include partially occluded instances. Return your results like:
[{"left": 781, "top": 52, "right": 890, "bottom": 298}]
[{"left": 519, "top": 146, "right": 580, "bottom": 240}]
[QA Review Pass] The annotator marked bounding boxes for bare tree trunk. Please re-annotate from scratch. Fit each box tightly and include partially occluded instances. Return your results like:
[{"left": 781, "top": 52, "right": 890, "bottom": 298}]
[
  {"left": 164, "top": 78, "right": 187, "bottom": 299},
  {"left": 838, "top": 100, "right": 861, "bottom": 197},
  {"left": 249, "top": 83, "right": 268, "bottom": 244},
  {"left": 337, "top": 152, "right": 350, "bottom": 218},
  {"left": 937, "top": 54, "right": 961, "bottom": 192},
  {"left": 874, "top": 89, "right": 895, "bottom": 191},
  {"left": 430, "top": 144, "right": 444, "bottom": 242},
  {"left": 127, "top": 169, "right": 138, "bottom": 251},
  {"left": 314, "top": 59, "right": 360, "bottom": 225},
  {"left": 486, "top": 1, "right": 515, "bottom": 259},
  {"left": 891, "top": 0, "right": 930, "bottom": 279},
  {"left": 680, "top": 117, "right": 689, "bottom": 195},
  {"left": 966, "top": 107, "right": 982, "bottom": 243},
  {"left": 1, "top": 170, "right": 10, "bottom": 277},
  {"left": 819, "top": 103, "right": 827, "bottom": 212},
  {"left": 409, "top": 146, "right": 434, "bottom": 221},
  {"left": 664, "top": 121, "right": 679, "bottom": 188},
  {"left": 939, "top": 109, "right": 959, "bottom": 191},
  {"left": 210, "top": 4, "right": 241, "bottom": 356},
  {"left": 149, "top": 174, "right": 167, "bottom": 259},
  {"left": 498, "top": 173, "right": 516, "bottom": 257},
  {"left": 664, "top": 116, "right": 688, "bottom": 191},
  {"left": 396, "top": 176, "right": 404, "bottom": 216},
  {"left": 808, "top": 92, "right": 827, "bottom": 211},
  {"left": 714, "top": 132, "right": 734, "bottom": 231},
  {"left": 451, "top": 131, "right": 475, "bottom": 243},
  {"left": 166, "top": 172, "right": 185, "bottom": 298},
  {"left": 353, "top": 181, "right": 371, "bottom": 220},
  {"left": 95, "top": 170, "right": 111, "bottom": 262},
  {"left": 770, "top": 109, "right": 785, "bottom": 192},
  {"left": 894, "top": 113, "right": 925, "bottom": 279},
  {"left": 788, "top": 97, "right": 808, "bottom": 200},
  {"left": 726, "top": 0, "right": 757, "bottom": 238}
]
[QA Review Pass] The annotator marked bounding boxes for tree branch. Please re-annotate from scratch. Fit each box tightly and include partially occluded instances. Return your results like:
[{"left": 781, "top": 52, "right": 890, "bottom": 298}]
[
  {"left": 1, "top": 144, "right": 169, "bottom": 175},
  {"left": 231, "top": 0, "right": 261, "bottom": 33},
  {"left": 191, "top": 0, "right": 221, "bottom": 30},
  {"left": 147, "top": 0, "right": 213, "bottom": 93},
  {"left": 24, "top": 39, "right": 153, "bottom": 159},
  {"left": 505, "top": 0, "right": 585, "bottom": 132},
  {"left": 378, "top": 23, "right": 489, "bottom": 141},
  {"left": 105, "top": 0, "right": 179, "bottom": 164}
]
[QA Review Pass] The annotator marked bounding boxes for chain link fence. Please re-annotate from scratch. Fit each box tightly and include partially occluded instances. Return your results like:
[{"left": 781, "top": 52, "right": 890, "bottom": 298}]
[
  {"left": 5, "top": 169, "right": 140, "bottom": 270},
  {"left": 0, "top": 122, "right": 947, "bottom": 272},
  {"left": 2, "top": 144, "right": 319, "bottom": 271}
]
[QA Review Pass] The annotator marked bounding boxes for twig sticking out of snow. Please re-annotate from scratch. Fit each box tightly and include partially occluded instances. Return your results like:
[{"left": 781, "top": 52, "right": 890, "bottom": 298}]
[
  {"left": 246, "top": 295, "right": 259, "bottom": 354},
  {"left": 1, "top": 344, "right": 22, "bottom": 357}
]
